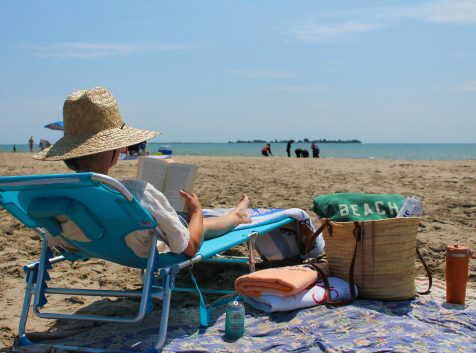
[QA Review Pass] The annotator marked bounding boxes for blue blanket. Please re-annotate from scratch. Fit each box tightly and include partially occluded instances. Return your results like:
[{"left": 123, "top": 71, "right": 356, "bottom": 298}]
[{"left": 19, "top": 279, "right": 475, "bottom": 352}]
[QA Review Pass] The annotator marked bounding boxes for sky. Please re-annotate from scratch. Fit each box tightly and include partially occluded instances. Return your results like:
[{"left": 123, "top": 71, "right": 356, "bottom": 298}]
[{"left": 1, "top": 0, "right": 475, "bottom": 144}]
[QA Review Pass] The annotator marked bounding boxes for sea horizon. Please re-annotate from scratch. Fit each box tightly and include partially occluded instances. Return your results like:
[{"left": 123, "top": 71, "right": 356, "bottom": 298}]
[{"left": 2, "top": 142, "right": 475, "bottom": 161}]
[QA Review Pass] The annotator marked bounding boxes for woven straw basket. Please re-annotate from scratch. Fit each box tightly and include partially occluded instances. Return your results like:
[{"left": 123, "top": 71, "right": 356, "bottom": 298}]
[{"left": 322, "top": 217, "right": 421, "bottom": 300}]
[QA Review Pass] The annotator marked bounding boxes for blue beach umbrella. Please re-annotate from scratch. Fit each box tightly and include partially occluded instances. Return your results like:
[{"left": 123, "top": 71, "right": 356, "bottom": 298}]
[{"left": 44, "top": 121, "right": 64, "bottom": 131}]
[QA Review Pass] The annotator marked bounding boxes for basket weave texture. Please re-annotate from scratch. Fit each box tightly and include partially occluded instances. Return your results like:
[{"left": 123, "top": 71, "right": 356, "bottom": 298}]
[{"left": 322, "top": 217, "right": 421, "bottom": 300}]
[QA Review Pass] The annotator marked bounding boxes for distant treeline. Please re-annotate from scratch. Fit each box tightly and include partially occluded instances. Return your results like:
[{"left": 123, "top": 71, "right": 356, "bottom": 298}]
[{"left": 231, "top": 138, "right": 362, "bottom": 144}]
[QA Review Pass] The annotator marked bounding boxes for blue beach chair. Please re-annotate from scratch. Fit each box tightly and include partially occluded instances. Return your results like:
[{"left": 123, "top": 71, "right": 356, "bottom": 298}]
[{"left": 0, "top": 172, "right": 295, "bottom": 352}]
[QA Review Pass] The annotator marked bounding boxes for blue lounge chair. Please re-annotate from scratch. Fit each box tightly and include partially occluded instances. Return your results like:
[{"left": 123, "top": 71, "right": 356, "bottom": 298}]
[{"left": 0, "top": 172, "right": 295, "bottom": 352}]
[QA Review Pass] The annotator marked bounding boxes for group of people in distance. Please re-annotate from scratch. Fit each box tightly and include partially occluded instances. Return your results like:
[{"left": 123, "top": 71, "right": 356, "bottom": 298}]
[
  {"left": 22, "top": 137, "right": 52, "bottom": 153},
  {"left": 295, "top": 143, "right": 319, "bottom": 158},
  {"left": 261, "top": 140, "right": 320, "bottom": 158}
]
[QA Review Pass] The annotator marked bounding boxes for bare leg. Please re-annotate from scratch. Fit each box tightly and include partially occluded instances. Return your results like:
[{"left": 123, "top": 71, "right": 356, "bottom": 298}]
[{"left": 203, "top": 195, "right": 252, "bottom": 239}]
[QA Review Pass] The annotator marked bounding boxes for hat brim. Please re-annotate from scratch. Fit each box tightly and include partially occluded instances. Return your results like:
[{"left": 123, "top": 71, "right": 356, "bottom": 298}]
[{"left": 33, "top": 126, "right": 160, "bottom": 161}]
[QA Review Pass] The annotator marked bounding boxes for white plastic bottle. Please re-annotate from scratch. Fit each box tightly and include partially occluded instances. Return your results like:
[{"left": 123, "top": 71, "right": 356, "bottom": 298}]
[{"left": 397, "top": 195, "right": 423, "bottom": 217}]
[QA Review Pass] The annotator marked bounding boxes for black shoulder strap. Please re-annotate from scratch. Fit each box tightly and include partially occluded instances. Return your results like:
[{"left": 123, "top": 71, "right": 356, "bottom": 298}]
[
  {"left": 306, "top": 221, "right": 360, "bottom": 307},
  {"left": 416, "top": 245, "right": 433, "bottom": 295}
]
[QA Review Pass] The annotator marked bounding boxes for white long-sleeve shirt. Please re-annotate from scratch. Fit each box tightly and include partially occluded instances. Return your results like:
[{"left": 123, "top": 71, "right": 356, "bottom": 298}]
[{"left": 122, "top": 180, "right": 190, "bottom": 256}]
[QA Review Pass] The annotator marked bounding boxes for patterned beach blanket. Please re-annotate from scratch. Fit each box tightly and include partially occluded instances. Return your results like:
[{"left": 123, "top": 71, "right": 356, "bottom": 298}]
[{"left": 16, "top": 278, "right": 476, "bottom": 353}]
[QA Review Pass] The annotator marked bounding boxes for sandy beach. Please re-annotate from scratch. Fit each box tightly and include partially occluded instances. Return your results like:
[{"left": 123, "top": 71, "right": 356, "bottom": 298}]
[{"left": 0, "top": 152, "right": 475, "bottom": 349}]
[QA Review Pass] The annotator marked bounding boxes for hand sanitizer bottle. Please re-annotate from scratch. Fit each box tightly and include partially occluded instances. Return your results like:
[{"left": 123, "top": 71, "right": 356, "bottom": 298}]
[{"left": 225, "top": 301, "right": 245, "bottom": 338}]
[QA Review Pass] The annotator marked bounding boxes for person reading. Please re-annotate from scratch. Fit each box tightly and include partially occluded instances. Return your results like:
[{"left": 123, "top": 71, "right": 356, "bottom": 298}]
[{"left": 34, "top": 87, "right": 252, "bottom": 258}]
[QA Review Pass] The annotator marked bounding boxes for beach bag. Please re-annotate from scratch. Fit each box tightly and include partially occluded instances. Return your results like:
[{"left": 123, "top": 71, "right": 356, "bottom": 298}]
[
  {"left": 311, "top": 193, "right": 432, "bottom": 301},
  {"left": 317, "top": 218, "right": 432, "bottom": 300}
]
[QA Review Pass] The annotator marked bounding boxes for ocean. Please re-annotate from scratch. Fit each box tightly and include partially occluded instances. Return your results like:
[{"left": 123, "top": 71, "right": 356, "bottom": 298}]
[{"left": 2, "top": 143, "right": 475, "bottom": 160}]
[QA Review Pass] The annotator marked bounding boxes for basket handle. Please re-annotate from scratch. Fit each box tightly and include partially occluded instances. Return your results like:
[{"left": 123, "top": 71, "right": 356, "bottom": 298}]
[
  {"left": 416, "top": 245, "right": 433, "bottom": 295},
  {"left": 304, "top": 219, "right": 333, "bottom": 254},
  {"left": 307, "top": 221, "right": 359, "bottom": 306}
]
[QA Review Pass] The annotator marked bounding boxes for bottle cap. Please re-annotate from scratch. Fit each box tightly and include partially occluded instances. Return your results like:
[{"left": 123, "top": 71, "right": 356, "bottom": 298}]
[
  {"left": 446, "top": 244, "right": 472, "bottom": 256},
  {"left": 232, "top": 301, "right": 239, "bottom": 306}
]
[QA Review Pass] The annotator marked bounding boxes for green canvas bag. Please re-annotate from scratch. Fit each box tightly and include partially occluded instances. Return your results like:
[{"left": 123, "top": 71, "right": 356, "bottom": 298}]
[{"left": 313, "top": 193, "right": 406, "bottom": 222}]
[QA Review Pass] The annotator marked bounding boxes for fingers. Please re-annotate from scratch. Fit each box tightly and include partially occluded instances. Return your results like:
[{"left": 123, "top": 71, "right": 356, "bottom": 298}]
[
  {"left": 179, "top": 190, "right": 200, "bottom": 202},
  {"left": 179, "top": 190, "right": 192, "bottom": 199}
]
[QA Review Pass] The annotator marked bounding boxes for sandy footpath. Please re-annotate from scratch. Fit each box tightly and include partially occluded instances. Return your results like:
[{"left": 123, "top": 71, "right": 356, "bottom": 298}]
[{"left": 0, "top": 152, "right": 475, "bottom": 348}]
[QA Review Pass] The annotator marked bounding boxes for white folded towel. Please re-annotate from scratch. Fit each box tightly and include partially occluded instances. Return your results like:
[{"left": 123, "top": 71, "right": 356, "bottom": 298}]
[{"left": 243, "top": 277, "right": 358, "bottom": 313}]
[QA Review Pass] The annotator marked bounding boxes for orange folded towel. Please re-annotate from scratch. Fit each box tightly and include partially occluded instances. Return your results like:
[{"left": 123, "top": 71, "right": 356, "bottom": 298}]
[{"left": 235, "top": 265, "right": 317, "bottom": 297}]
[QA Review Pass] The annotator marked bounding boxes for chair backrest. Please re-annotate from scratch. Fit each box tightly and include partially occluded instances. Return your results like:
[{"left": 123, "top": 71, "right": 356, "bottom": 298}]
[{"left": 0, "top": 172, "right": 157, "bottom": 268}]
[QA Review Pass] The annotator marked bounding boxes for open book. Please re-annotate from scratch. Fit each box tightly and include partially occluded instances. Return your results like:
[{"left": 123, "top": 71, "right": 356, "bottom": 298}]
[{"left": 136, "top": 156, "right": 198, "bottom": 212}]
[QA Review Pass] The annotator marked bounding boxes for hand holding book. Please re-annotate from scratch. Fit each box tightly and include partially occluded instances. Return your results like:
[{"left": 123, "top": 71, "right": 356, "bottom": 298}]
[
  {"left": 179, "top": 190, "right": 202, "bottom": 217},
  {"left": 137, "top": 156, "right": 199, "bottom": 212}
]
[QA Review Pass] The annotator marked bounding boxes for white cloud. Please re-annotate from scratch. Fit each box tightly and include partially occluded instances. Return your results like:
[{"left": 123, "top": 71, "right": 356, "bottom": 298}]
[
  {"left": 341, "top": 0, "right": 476, "bottom": 25},
  {"left": 229, "top": 70, "right": 293, "bottom": 79},
  {"left": 25, "top": 42, "right": 201, "bottom": 59},
  {"left": 261, "top": 85, "right": 327, "bottom": 92},
  {"left": 284, "top": 21, "right": 382, "bottom": 43},
  {"left": 455, "top": 80, "right": 476, "bottom": 91},
  {"left": 282, "top": 0, "right": 476, "bottom": 43},
  {"left": 420, "top": 0, "right": 476, "bottom": 24}
]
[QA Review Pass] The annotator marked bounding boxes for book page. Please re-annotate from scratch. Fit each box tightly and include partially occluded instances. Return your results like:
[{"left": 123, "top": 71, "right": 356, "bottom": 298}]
[
  {"left": 163, "top": 163, "right": 198, "bottom": 212},
  {"left": 136, "top": 157, "right": 171, "bottom": 191}
]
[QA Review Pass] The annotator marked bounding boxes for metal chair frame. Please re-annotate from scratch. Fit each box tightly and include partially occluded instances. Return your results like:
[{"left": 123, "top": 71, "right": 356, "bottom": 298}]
[{"left": 0, "top": 172, "right": 297, "bottom": 352}]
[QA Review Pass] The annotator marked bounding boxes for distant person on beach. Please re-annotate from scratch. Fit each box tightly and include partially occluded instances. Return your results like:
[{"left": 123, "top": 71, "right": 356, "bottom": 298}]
[
  {"left": 127, "top": 143, "right": 141, "bottom": 156},
  {"left": 33, "top": 87, "right": 252, "bottom": 258},
  {"left": 13, "top": 145, "right": 16, "bottom": 152},
  {"left": 311, "top": 143, "right": 319, "bottom": 158},
  {"left": 295, "top": 148, "right": 302, "bottom": 158},
  {"left": 261, "top": 143, "right": 272, "bottom": 157},
  {"left": 301, "top": 149, "right": 309, "bottom": 158},
  {"left": 28, "top": 136, "right": 34, "bottom": 152},
  {"left": 286, "top": 140, "right": 294, "bottom": 157}
]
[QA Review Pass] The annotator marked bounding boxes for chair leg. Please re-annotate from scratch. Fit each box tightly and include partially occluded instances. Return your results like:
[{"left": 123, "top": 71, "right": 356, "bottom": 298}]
[
  {"left": 18, "top": 265, "right": 37, "bottom": 346},
  {"left": 153, "top": 268, "right": 175, "bottom": 352},
  {"left": 32, "top": 240, "right": 51, "bottom": 311},
  {"left": 247, "top": 233, "right": 258, "bottom": 272}
]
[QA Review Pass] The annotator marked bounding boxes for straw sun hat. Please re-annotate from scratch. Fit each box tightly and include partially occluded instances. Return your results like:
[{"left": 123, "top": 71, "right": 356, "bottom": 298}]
[{"left": 33, "top": 87, "right": 160, "bottom": 161}]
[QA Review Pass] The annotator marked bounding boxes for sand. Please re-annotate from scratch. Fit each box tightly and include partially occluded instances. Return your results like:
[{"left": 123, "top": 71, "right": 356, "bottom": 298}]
[{"left": 0, "top": 152, "right": 475, "bottom": 348}]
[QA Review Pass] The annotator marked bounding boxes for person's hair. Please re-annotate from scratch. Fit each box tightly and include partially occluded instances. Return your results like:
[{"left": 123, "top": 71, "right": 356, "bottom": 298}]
[
  {"left": 64, "top": 150, "right": 117, "bottom": 172},
  {"left": 64, "top": 156, "right": 87, "bottom": 172},
  {"left": 64, "top": 153, "right": 102, "bottom": 172}
]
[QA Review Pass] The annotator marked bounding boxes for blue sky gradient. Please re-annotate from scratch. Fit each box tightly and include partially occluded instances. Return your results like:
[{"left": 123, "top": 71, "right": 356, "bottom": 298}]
[{"left": 1, "top": 0, "right": 475, "bottom": 144}]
